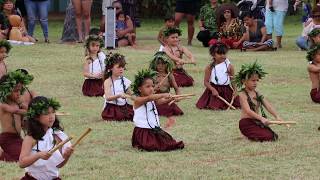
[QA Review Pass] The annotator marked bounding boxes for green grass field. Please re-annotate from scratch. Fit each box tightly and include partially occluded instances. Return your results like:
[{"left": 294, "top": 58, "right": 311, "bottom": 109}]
[{"left": 1, "top": 15, "right": 320, "bottom": 179}]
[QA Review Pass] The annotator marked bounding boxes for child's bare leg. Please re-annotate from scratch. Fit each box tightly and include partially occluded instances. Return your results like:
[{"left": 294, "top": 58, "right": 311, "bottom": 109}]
[
  {"left": 0, "top": 147, "right": 3, "bottom": 158},
  {"left": 164, "top": 116, "right": 176, "bottom": 130},
  {"left": 131, "top": 33, "right": 137, "bottom": 46},
  {"left": 127, "top": 33, "right": 133, "bottom": 46}
]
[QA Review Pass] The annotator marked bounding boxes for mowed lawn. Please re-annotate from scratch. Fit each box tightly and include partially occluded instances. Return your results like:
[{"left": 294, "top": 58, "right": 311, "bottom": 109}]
[{"left": 1, "top": 15, "right": 320, "bottom": 179}]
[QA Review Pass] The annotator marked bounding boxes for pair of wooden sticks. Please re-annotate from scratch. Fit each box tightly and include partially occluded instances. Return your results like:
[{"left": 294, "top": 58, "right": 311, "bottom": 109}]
[{"left": 48, "top": 128, "right": 92, "bottom": 155}]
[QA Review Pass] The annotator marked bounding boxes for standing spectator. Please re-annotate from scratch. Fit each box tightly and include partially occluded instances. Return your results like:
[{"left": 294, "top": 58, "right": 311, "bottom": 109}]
[
  {"left": 175, "top": 0, "right": 200, "bottom": 45},
  {"left": 197, "top": 0, "right": 219, "bottom": 47},
  {"left": 265, "top": 0, "right": 288, "bottom": 48},
  {"left": 61, "top": 0, "right": 78, "bottom": 43},
  {"left": 24, "top": 0, "right": 50, "bottom": 43},
  {"left": 72, "top": 0, "right": 92, "bottom": 43}
]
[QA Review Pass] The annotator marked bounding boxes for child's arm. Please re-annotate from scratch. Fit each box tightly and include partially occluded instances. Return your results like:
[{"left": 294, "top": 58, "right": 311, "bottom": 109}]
[
  {"left": 56, "top": 136, "right": 74, "bottom": 168},
  {"left": 157, "top": 29, "right": 165, "bottom": 45},
  {"left": 182, "top": 46, "right": 196, "bottom": 64},
  {"left": 134, "top": 93, "right": 171, "bottom": 109},
  {"left": 103, "top": 79, "right": 127, "bottom": 101},
  {"left": 261, "top": 97, "right": 281, "bottom": 120},
  {"left": 308, "top": 64, "right": 320, "bottom": 73},
  {"left": 228, "top": 64, "right": 237, "bottom": 95},
  {"left": 203, "top": 65, "right": 218, "bottom": 96},
  {"left": 19, "top": 136, "right": 51, "bottom": 168},
  {"left": 170, "top": 74, "right": 181, "bottom": 95},
  {"left": 163, "top": 47, "right": 186, "bottom": 65},
  {"left": 260, "top": 26, "right": 268, "bottom": 43},
  {"left": 239, "top": 92, "right": 269, "bottom": 124},
  {"left": 0, "top": 103, "right": 27, "bottom": 115}
]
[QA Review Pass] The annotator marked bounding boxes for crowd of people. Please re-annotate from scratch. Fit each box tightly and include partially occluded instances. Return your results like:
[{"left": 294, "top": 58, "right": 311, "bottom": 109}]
[{"left": 1, "top": 0, "right": 320, "bottom": 179}]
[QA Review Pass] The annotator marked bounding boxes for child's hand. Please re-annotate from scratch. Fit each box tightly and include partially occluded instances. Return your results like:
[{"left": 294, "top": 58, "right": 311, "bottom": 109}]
[
  {"left": 119, "top": 93, "right": 128, "bottom": 99},
  {"left": 63, "top": 147, "right": 74, "bottom": 159},
  {"left": 163, "top": 93, "right": 172, "bottom": 99},
  {"left": 261, "top": 118, "right": 270, "bottom": 126},
  {"left": 93, "top": 73, "right": 103, "bottom": 79},
  {"left": 232, "top": 91, "right": 237, "bottom": 98},
  {"left": 38, "top": 151, "right": 51, "bottom": 160},
  {"left": 211, "top": 89, "right": 219, "bottom": 97}
]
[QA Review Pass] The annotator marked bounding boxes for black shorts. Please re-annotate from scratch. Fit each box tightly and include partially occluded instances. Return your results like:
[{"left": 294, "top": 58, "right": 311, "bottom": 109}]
[
  {"left": 175, "top": 0, "right": 200, "bottom": 16},
  {"left": 15, "top": 0, "right": 27, "bottom": 17}
]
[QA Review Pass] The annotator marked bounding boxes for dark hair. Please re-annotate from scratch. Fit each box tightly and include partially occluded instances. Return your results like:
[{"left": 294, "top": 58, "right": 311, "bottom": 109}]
[
  {"left": 312, "top": 6, "right": 320, "bottom": 18},
  {"left": 89, "top": 28, "right": 100, "bottom": 36},
  {"left": 164, "top": 15, "right": 174, "bottom": 22},
  {"left": 218, "top": 9, "right": 236, "bottom": 28},
  {"left": 15, "top": 68, "right": 29, "bottom": 75},
  {"left": 240, "top": 11, "right": 253, "bottom": 20},
  {"left": 116, "top": 11, "right": 125, "bottom": 19},
  {"left": 209, "top": 43, "right": 228, "bottom": 56},
  {"left": 104, "top": 53, "right": 126, "bottom": 79},
  {"left": 27, "top": 96, "right": 63, "bottom": 141}
]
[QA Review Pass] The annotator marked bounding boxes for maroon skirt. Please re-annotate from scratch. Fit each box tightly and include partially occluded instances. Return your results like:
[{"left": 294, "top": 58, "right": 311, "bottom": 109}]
[
  {"left": 21, "top": 173, "right": 61, "bottom": 180},
  {"left": 196, "top": 83, "right": 240, "bottom": 110},
  {"left": 310, "top": 88, "right": 320, "bottom": 103},
  {"left": 0, "top": 132, "right": 22, "bottom": 162},
  {"left": 239, "top": 118, "right": 278, "bottom": 142},
  {"left": 132, "top": 127, "right": 184, "bottom": 151},
  {"left": 101, "top": 103, "right": 133, "bottom": 121},
  {"left": 156, "top": 102, "right": 183, "bottom": 117},
  {"left": 82, "top": 79, "right": 104, "bottom": 97},
  {"left": 173, "top": 68, "right": 194, "bottom": 87}
]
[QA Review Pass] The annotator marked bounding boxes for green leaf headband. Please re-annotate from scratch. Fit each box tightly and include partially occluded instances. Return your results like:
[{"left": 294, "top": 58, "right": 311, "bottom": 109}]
[
  {"left": 0, "top": 70, "right": 33, "bottom": 103},
  {"left": 308, "top": 28, "right": 320, "bottom": 37},
  {"left": 26, "top": 98, "right": 61, "bottom": 119},
  {"left": 233, "top": 61, "right": 267, "bottom": 89},
  {"left": 149, "top": 51, "right": 173, "bottom": 73},
  {"left": 131, "top": 69, "right": 157, "bottom": 95},
  {"left": 163, "top": 27, "right": 182, "bottom": 37},
  {"left": 85, "top": 35, "right": 104, "bottom": 49},
  {"left": 306, "top": 44, "right": 320, "bottom": 62},
  {"left": 0, "top": 39, "right": 12, "bottom": 53}
]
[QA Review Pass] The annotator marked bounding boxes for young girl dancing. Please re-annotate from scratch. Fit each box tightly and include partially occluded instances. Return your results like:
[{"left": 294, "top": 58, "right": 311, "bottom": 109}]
[
  {"left": 235, "top": 61, "right": 284, "bottom": 142},
  {"left": 19, "top": 96, "right": 74, "bottom": 179},
  {"left": 101, "top": 53, "right": 134, "bottom": 121},
  {"left": 163, "top": 27, "right": 196, "bottom": 87},
  {"left": 196, "top": 43, "right": 240, "bottom": 110},
  {"left": 150, "top": 52, "right": 183, "bottom": 129},
  {"left": 131, "top": 69, "right": 184, "bottom": 151},
  {"left": 82, "top": 35, "right": 106, "bottom": 97}
]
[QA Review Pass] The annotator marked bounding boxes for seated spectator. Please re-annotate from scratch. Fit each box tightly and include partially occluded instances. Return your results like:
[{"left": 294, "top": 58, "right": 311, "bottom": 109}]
[
  {"left": 116, "top": 11, "right": 136, "bottom": 47},
  {"left": 296, "top": 8, "right": 320, "bottom": 50},
  {"left": 0, "top": 13, "right": 8, "bottom": 40},
  {"left": 0, "top": 0, "right": 35, "bottom": 42},
  {"left": 197, "top": 0, "right": 219, "bottom": 47},
  {"left": 209, "top": 4, "right": 243, "bottom": 49},
  {"left": 238, "top": 11, "right": 274, "bottom": 51}
]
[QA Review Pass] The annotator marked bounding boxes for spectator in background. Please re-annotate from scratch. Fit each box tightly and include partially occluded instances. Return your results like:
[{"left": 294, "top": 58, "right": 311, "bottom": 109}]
[
  {"left": 72, "top": 0, "right": 92, "bottom": 43},
  {"left": 15, "top": 0, "right": 27, "bottom": 25},
  {"left": 175, "top": 0, "right": 200, "bottom": 45},
  {"left": 265, "top": 0, "right": 288, "bottom": 48},
  {"left": 197, "top": 0, "right": 219, "bottom": 47},
  {"left": 25, "top": 0, "right": 50, "bottom": 43}
]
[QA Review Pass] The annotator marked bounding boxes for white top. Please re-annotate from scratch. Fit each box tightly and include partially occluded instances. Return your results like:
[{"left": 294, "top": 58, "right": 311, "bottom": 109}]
[
  {"left": 105, "top": 76, "right": 131, "bottom": 106},
  {"left": 301, "top": 19, "right": 320, "bottom": 37},
  {"left": 25, "top": 128, "right": 72, "bottom": 180},
  {"left": 133, "top": 101, "right": 160, "bottom": 129},
  {"left": 85, "top": 52, "right": 106, "bottom": 79},
  {"left": 266, "top": 0, "right": 288, "bottom": 11},
  {"left": 210, "top": 58, "right": 231, "bottom": 85}
]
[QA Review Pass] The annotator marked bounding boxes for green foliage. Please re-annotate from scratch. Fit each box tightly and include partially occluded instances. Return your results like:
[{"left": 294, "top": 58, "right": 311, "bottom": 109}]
[
  {"left": 27, "top": 98, "right": 60, "bottom": 119},
  {"left": 149, "top": 51, "right": 174, "bottom": 73},
  {"left": 131, "top": 69, "right": 157, "bottom": 95}
]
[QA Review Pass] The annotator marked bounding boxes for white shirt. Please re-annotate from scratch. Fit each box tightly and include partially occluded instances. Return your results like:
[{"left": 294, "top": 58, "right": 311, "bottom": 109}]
[
  {"left": 210, "top": 59, "right": 231, "bottom": 85},
  {"left": 105, "top": 76, "right": 131, "bottom": 106},
  {"left": 85, "top": 52, "right": 106, "bottom": 79},
  {"left": 25, "top": 128, "right": 72, "bottom": 180},
  {"left": 301, "top": 19, "right": 320, "bottom": 37},
  {"left": 133, "top": 101, "right": 160, "bottom": 129},
  {"left": 266, "top": 0, "right": 288, "bottom": 12}
]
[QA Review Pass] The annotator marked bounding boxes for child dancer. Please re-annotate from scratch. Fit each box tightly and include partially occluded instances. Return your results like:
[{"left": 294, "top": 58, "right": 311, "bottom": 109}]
[
  {"left": 101, "top": 53, "right": 134, "bottom": 121},
  {"left": 157, "top": 16, "right": 175, "bottom": 51},
  {"left": 82, "top": 35, "right": 106, "bottom": 97},
  {"left": 307, "top": 45, "right": 320, "bottom": 103},
  {"left": 163, "top": 27, "right": 196, "bottom": 87},
  {"left": 150, "top": 52, "right": 183, "bottom": 129},
  {"left": 0, "top": 70, "right": 33, "bottom": 162},
  {"left": 15, "top": 69, "right": 36, "bottom": 106},
  {"left": 196, "top": 43, "right": 240, "bottom": 110},
  {"left": 19, "top": 96, "right": 74, "bottom": 179},
  {"left": 235, "top": 61, "right": 283, "bottom": 142},
  {"left": 0, "top": 40, "right": 12, "bottom": 79},
  {"left": 131, "top": 69, "right": 184, "bottom": 151}
]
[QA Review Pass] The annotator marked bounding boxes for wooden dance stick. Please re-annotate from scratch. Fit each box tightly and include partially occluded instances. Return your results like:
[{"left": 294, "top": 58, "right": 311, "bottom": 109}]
[
  {"left": 48, "top": 137, "right": 73, "bottom": 155},
  {"left": 217, "top": 96, "right": 236, "bottom": 110},
  {"left": 168, "top": 96, "right": 192, "bottom": 106},
  {"left": 227, "top": 96, "right": 235, "bottom": 110},
  {"left": 269, "top": 121, "right": 296, "bottom": 125},
  {"left": 72, "top": 128, "right": 92, "bottom": 148},
  {"left": 157, "top": 73, "right": 170, "bottom": 88},
  {"left": 56, "top": 112, "right": 71, "bottom": 116},
  {"left": 171, "top": 93, "right": 195, "bottom": 98}
]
